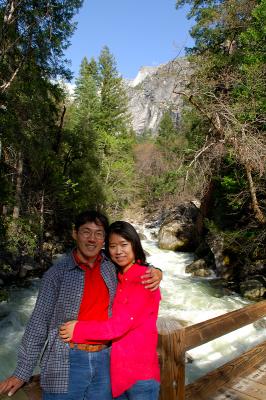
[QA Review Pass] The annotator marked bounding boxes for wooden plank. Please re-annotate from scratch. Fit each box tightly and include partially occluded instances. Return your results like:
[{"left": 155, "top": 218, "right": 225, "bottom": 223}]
[
  {"left": 23, "top": 376, "right": 42, "bottom": 400},
  {"left": 0, "top": 389, "right": 28, "bottom": 400},
  {"left": 257, "top": 362, "right": 266, "bottom": 372},
  {"left": 211, "top": 387, "right": 256, "bottom": 400},
  {"left": 226, "top": 377, "right": 266, "bottom": 400},
  {"left": 0, "top": 393, "right": 28, "bottom": 400},
  {"left": 157, "top": 317, "right": 184, "bottom": 334},
  {"left": 245, "top": 369, "right": 266, "bottom": 385},
  {"left": 185, "top": 340, "right": 266, "bottom": 400},
  {"left": 184, "top": 300, "right": 266, "bottom": 351}
]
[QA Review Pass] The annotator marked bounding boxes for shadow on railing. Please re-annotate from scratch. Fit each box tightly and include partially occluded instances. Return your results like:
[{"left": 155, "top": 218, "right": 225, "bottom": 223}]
[
  {"left": 1, "top": 300, "right": 265, "bottom": 400},
  {"left": 157, "top": 299, "right": 266, "bottom": 400}
]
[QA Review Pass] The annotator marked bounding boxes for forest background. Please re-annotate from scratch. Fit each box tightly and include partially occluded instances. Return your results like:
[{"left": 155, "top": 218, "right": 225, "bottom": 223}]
[{"left": 0, "top": 0, "right": 265, "bottom": 299}]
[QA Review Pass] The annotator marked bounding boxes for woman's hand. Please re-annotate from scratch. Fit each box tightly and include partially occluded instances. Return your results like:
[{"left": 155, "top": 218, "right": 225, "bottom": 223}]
[
  {"left": 141, "top": 267, "right": 162, "bottom": 291},
  {"left": 59, "top": 320, "right": 78, "bottom": 342}
]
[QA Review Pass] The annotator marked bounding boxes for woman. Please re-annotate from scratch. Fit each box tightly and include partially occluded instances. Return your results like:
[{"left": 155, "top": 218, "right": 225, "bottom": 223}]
[{"left": 60, "top": 221, "right": 161, "bottom": 400}]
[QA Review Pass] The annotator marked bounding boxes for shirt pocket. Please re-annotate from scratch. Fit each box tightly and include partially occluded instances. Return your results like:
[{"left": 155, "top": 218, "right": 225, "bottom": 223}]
[{"left": 40, "top": 327, "right": 63, "bottom": 369}]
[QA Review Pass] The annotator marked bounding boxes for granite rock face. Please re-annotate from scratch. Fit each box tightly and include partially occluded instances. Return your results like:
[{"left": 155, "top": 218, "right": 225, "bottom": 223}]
[
  {"left": 125, "top": 58, "right": 192, "bottom": 135},
  {"left": 157, "top": 202, "right": 200, "bottom": 252}
]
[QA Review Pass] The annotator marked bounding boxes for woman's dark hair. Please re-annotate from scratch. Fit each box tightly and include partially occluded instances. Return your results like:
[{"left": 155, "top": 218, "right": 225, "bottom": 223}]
[
  {"left": 106, "top": 221, "right": 146, "bottom": 265},
  {"left": 74, "top": 210, "right": 109, "bottom": 235}
]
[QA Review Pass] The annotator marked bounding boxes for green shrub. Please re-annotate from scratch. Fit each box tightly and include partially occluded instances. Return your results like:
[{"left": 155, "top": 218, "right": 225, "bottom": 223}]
[{"left": 5, "top": 217, "right": 39, "bottom": 257}]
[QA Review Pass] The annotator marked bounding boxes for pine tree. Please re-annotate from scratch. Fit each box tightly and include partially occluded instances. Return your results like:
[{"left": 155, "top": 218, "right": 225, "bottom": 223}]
[
  {"left": 0, "top": 0, "right": 83, "bottom": 97},
  {"left": 97, "top": 46, "right": 135, "bottom": 213},
  {"left": 157, "top": 111, "right": 178, "bottom": 147},
  {"left": 0, "top": 0, "right": 84, "bottom": 265},
  {"left": 62, "top": 56, "right": 105, "bottom": 213},
  {"left": 62, "top": 49, "right": 136, "bottom": 217}
]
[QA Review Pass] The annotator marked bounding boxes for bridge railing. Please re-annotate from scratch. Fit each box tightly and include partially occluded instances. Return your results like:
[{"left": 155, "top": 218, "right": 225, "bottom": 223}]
[
  {"left": 1, "top": 300, "right": 265, "bottom": 400},
  {"left": 157, "top": 299, "right": 266, "bottom": 400}
]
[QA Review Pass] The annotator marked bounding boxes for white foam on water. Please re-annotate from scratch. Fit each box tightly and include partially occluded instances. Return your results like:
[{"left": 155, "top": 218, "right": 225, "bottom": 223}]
[
  {"left": 0, "top": 228, "right": 265, "bottom": 384},
  {"left": 140, "top": 226, "right": 266, "bottom": 383},
  {"left": 0, "top": 280, "right": 40, "bottom": 378}
]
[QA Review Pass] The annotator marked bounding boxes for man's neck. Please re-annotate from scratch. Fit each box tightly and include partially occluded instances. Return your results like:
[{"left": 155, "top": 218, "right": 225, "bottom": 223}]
[
  {"left": 74, "top": 249, "right": 100, "bottom": 268},
  {"left": 86, "top": 257, "right": 97, "bottom": 268}
]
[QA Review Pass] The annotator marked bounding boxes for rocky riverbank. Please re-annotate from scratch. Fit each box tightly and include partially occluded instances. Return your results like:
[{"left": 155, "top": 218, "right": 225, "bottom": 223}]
[
  {"left": 0, "top": 238, "right": 65, "bottom": 300},
  {"left": 141, "top": 202, "right": 266, "bottom": 301},
  {"left": 1, "top": 201, "right": 265, "bottom": 302}
]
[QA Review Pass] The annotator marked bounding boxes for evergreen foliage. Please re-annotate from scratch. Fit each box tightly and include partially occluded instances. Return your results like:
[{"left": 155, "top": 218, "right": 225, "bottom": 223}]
[
  {"left": 61, "top": 56, "right": 104, "bottom": 213},
  {"left": 157, "top": 111, "right": 178, "bottom": 147},
  {"left": 0, "top": 0, "right": 265, "bottom": 290},
  {"left": 0, "top": 3, "right": 135, "bottom": 274},
  {"left": 173, "top": 0, "right": 266, "bottom": 286},
  {"left": 0, "top": 0, "right": 83, "bottom": 96},
  {"left": 65, "top": 47, "right": 136, "bottom": 216},
  {"left": 97, "top": 46, "right": 136, "bottom": 212},
  {"left": 0, "top": 41, "right": 136, "bottom": 273},
  {"left": 175, "top": 0, "right": 266, "bottom": 224}
]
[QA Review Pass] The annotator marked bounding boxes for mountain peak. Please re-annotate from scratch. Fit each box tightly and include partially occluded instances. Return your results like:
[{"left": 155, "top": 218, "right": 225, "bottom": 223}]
[
  {"left": 127, "top": 64, "right": 164, "bottom": 87},
  {"left": 125, "top": 57, "right": 191, "bottom": 135}
]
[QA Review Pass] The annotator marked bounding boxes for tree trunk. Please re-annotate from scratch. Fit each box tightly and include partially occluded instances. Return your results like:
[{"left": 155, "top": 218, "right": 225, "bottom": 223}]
[
  {"left": 195, "top": 180, "right": 215, "bottom": 237},
  {"left": 38, "top": 189, "right": 45, "bottom": 264},
  {"left": 245, "top": 165, "right": 266, "bottom": 224},
  {"left": 13, "top": 151, "right": 23, "bottom": 219},
  {"left": 53, "top": 105, "right": 66, "bottom": 154}
]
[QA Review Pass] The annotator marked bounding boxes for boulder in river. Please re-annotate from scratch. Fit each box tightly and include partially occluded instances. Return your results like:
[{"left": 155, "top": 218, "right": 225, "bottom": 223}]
[
  {"left": 240, "top": 259, "right": 266, "bottom": 280},
  {"left": 158, "top": 221, "right": 190, "bottom": 251},
  {"left": 240, "top": 276, "right": 266, "bottom": 300},
  {"left": 18, "top": 264, "right": 35, "bottom": 278},
  {"left": 158, "top": 202, "right": 200, "bottom": 252},
  {"left": 185, "top": 259, "right": 213, "bottom": 277}
]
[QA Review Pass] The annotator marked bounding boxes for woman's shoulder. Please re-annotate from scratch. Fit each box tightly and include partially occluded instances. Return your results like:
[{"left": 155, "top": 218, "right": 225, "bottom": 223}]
[
  {"left": 128, "top": 263, "right": 153, "bottom": 286},
  {"left": 132, "top": 263, "right": 150, "bottom": 275},
  {"left": 131, "top": 264, "right": 161, "bottom": 299}
]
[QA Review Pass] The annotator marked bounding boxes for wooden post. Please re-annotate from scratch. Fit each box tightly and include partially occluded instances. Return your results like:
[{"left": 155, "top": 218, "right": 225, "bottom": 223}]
[{"left": 157, "top": 317, "right": 186, "bottom": 400}]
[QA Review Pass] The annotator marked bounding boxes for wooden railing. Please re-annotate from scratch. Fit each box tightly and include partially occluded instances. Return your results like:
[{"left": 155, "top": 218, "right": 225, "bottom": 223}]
[
  {"left": 1, "top": 300, "right": 265, "bottom": 400},
  {"left": 157, "top": 299, "right": 266, "bottom": 400}
]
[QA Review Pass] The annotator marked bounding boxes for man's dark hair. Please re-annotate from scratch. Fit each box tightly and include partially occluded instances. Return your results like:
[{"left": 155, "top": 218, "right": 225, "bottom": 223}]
[
  {"left": 106, "top": 221, "right": 146, "bottom": 265},
  {"left": 74, "top": 210, "right": 109, "bottom": 234}
]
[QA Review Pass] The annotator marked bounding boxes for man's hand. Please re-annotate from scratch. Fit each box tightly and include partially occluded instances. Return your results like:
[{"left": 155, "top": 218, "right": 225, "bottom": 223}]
[
  {"left": 0, "top": 376, "right": 24, "bottom": 396},
  {"left": 141, "top": 267, "right": 162, "bottom": 291},
  {"left": 59, "top": 320, "right": 78, "bottom": 342}
]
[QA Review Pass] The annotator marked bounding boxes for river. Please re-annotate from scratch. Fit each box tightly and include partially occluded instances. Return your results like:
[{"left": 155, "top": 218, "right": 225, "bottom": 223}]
[{"left": 0, "top": 226, "right": 266, "bottom": 383}]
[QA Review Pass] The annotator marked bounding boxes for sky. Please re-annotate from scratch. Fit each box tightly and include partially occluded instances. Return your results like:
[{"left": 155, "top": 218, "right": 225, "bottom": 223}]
[{"left": 64, "top": 0, "right": 194, "bottom": 81}]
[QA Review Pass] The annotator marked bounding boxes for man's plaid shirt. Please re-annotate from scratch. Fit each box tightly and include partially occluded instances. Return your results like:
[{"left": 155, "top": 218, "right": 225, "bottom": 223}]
[{"left": 13, "top": 251, "right": 117, "bottom": 393}]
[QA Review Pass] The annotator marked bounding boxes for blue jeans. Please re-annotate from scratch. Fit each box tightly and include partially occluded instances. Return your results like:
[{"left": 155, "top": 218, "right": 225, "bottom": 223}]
[
  {"left": 42, "top": 346, "right": 112, "bottom": 400},
  {"left": 114, "top": 379, "right": 160, "bottom": 400}
]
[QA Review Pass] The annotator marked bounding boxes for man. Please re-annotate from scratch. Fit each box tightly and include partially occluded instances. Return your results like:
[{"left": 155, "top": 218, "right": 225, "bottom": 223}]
[{"left": 0, "top": 210, "right": 162, "bottom": 399}]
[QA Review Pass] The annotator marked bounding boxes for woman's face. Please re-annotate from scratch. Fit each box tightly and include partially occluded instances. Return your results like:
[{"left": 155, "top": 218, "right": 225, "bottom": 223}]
[{"left": 108, "top": 233, "right": 135, "bottom": 272}]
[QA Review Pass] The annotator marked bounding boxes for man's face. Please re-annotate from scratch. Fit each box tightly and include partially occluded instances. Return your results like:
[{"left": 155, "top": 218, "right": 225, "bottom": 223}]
[{"left": 72, "top": 221, "right": 105, "bottom": 263}]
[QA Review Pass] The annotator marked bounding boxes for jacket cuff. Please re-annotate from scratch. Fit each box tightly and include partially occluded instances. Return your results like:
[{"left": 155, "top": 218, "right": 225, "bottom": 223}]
[{"left": 13, "top": 364, "right": 33, "bottom": 382}]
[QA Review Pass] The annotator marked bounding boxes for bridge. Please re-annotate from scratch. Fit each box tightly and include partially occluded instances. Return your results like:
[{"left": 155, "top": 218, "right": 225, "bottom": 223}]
[
  {"left": 1, "top": 300, "right": 265, "bottom": 400},
  {"left": 158, "top": 300, "right": 266, "bottom": 400}
]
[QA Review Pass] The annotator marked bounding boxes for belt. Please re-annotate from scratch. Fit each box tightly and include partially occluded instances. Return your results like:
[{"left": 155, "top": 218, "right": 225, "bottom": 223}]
[{"left": 69, "top": 342, "right": 110, "bottom": 352}]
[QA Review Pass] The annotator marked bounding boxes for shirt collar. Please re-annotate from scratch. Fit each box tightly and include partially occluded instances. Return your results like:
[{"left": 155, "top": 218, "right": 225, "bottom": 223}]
[
  {"left": 118, "top": 263, "right": 139, "bottom": 282},
  {"left": 67, "top": 249, "right": 111, "bottom": 270},
  {"left": 72, "top": 248, "right": 102, "bottom": 269}
]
